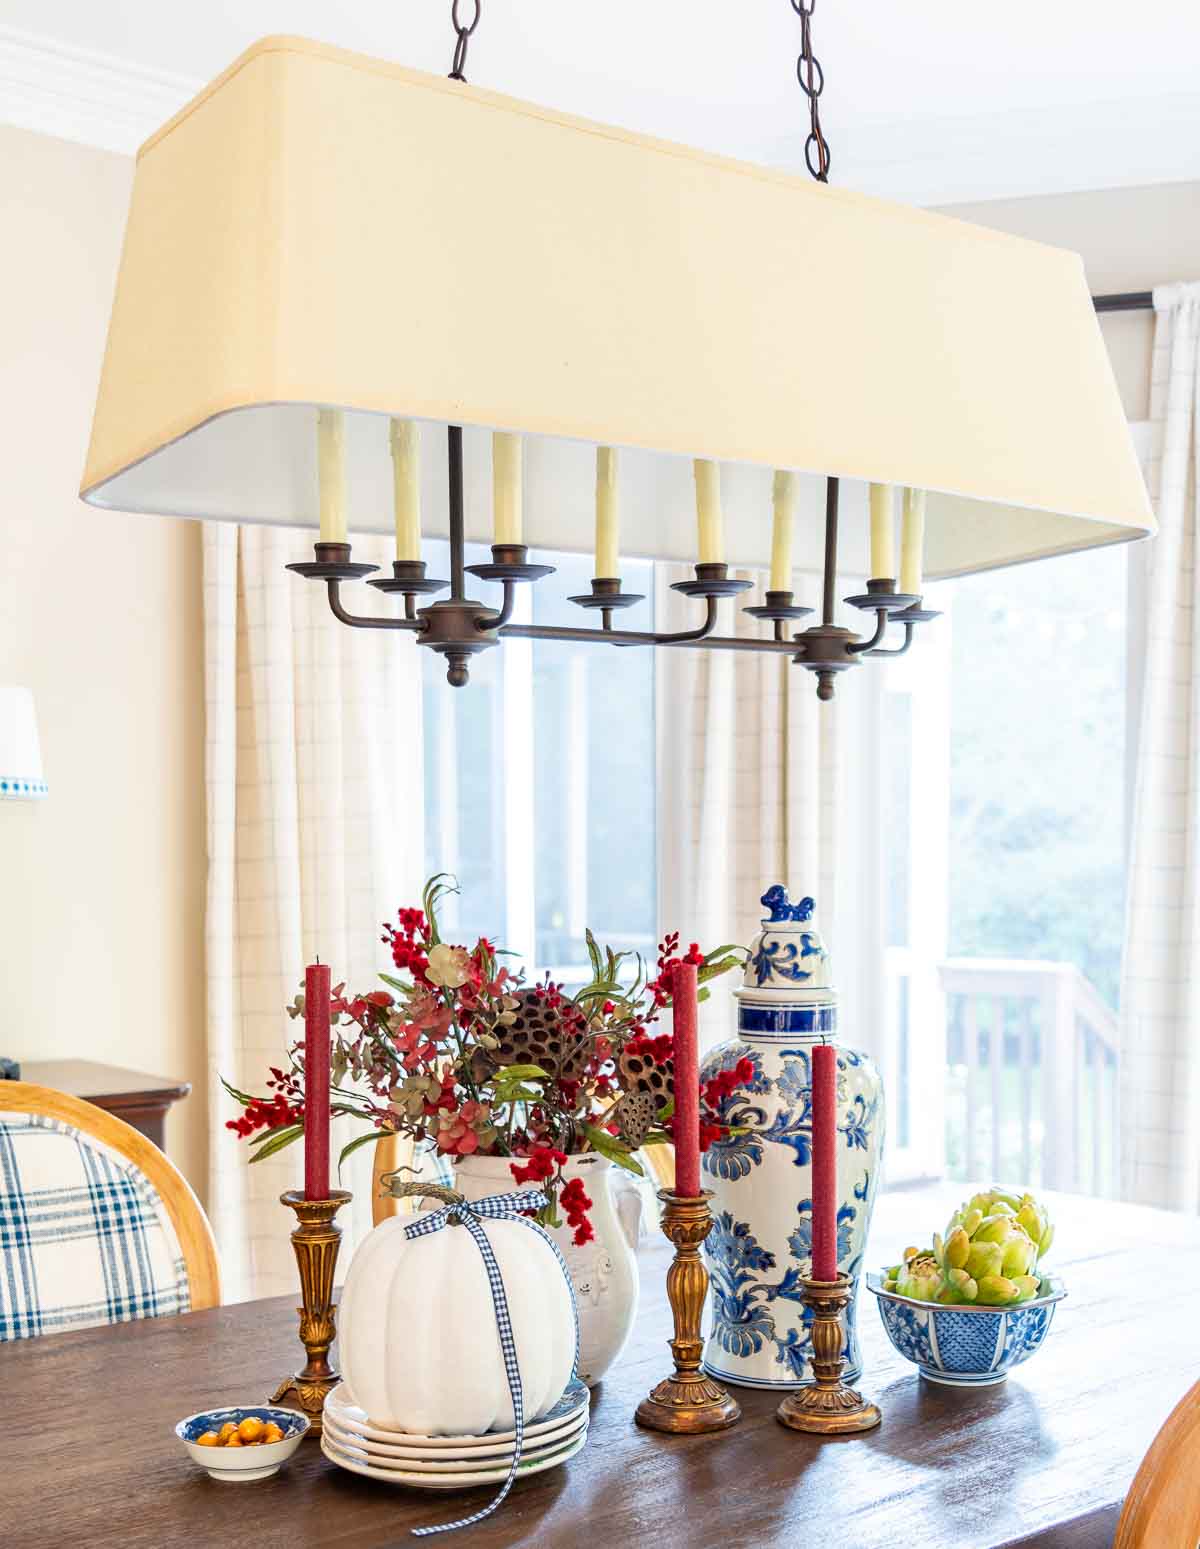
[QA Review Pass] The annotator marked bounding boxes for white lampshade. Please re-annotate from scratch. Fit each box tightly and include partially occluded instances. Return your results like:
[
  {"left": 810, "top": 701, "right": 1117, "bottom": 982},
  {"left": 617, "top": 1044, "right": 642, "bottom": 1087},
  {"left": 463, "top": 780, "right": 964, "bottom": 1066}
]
[
  {"left": 0, "top": 687, "right": 47, "bottom": 800},
  {"left": 80, "top": 36, "right": 1154, "bottom": 579}
]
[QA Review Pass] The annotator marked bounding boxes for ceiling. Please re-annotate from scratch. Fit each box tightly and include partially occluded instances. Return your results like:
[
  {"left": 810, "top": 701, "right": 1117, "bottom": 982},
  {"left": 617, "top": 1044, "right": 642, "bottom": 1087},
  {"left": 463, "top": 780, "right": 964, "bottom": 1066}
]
[{"left": 1, "top": 0, "right": 1198, "bottom": 205}]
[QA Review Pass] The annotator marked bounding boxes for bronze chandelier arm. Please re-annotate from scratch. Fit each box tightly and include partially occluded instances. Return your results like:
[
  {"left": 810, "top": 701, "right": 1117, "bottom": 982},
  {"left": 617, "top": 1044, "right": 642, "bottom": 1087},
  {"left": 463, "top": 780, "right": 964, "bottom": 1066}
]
[
  {"left": 325, "top": 581, "right": 427, "bottom": 632},
  {"left": 845, "top": 608, "right": 890, "bottom": 655},
  {"left": 867, "top": 622, "right": 915, "bottom": 658},
  {"left": 501, "top": 617, "right": 798, "bottom": 654}
]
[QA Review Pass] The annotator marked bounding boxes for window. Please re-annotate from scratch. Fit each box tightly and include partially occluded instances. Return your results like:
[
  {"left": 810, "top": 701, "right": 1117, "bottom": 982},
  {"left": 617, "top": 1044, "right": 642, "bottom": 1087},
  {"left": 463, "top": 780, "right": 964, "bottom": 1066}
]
[
  {"left": 422, "top": 541, "right": 657, "bottom": 991},
  {"left": 878, "top": 539, "right": 1129, "bottom": 1194}
]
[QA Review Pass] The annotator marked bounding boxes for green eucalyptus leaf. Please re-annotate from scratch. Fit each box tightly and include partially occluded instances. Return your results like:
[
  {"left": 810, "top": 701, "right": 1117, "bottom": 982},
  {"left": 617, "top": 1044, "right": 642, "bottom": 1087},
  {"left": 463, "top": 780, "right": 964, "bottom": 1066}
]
[
  {"left": 580, "top": 1123, "right": 645, "bottom": 1176},
  {"left": 247, "top": 1123, "right": 305, "bottom": 1163},
  {"left": 337, "top": 1129, "right": 385, "bottom": 1170},
  {"left": 219, "top": 1076, "right": 257, "bottom": 1107},
  {"left": 492, "top": 1064, "right": 549, "bottom": 1082}
]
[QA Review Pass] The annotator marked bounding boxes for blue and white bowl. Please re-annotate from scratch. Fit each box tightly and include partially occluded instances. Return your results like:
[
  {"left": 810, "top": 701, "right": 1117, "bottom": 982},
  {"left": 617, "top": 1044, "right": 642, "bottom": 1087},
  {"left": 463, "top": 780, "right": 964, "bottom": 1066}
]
[
  {"left": 176, "top": 1405, "right": 309, "bottom": 1481},
  {"left": 867, "top": 1273, "right": 1067, "bottom": 1387}
]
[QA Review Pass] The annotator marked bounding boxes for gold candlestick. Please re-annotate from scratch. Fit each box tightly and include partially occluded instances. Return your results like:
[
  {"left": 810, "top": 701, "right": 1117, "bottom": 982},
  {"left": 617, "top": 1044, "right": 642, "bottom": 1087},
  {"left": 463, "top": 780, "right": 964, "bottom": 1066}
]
[
  {"left": 270, "top": 1188, "right": 352, "bottom": 1436},
  {"left": 636, "top": 1190, "right": 741, "bottom": 1434},
  {"left": 776, "top": 1275, "right": 881, "bottom": 1434}
]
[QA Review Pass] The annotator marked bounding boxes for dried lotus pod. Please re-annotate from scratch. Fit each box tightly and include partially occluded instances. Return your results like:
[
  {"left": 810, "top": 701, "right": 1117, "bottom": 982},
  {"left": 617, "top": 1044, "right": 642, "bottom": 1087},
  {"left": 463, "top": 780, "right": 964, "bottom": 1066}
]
[
  {"left": 491, "top": 987, "right": 588, "bottom": 1079},
  {"left": 618, "top": 1045, "right": 673, "bottom": 1106},
  {"left": 616, "top": 1090, "right": 657, "bottom": 1147}
]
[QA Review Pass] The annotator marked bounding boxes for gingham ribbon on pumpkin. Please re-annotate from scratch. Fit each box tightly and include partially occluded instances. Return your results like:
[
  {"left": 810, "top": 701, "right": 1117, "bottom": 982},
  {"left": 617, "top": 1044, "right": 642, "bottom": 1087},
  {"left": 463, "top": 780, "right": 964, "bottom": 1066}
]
[{"left": 403, "top": 1189, "right": 580, "bottom": 1538}]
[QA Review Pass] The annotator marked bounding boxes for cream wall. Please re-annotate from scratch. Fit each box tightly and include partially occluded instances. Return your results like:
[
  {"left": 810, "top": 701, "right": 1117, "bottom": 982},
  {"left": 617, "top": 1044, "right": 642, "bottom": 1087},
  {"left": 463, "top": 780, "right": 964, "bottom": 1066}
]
[
  {"left": 0, "top": 122, "right": 207, "bottom": 1195},
  {"left": 941, "top": 180, "right": 1200, "bottom": 419}
]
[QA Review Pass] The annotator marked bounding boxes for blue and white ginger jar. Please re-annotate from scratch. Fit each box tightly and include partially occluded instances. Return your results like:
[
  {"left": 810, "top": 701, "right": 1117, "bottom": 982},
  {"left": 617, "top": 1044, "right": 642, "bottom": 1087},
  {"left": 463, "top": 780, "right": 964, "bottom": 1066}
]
[{"left": 700, "top": 886, "right": 884, "bottom": 1389}]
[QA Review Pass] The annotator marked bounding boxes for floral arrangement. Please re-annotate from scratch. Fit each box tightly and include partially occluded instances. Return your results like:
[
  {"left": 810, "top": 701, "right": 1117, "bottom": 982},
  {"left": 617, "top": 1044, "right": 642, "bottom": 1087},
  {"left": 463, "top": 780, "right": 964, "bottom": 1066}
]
[{"left": 226, "top": 876, "right": 745, "bottom": 1243}]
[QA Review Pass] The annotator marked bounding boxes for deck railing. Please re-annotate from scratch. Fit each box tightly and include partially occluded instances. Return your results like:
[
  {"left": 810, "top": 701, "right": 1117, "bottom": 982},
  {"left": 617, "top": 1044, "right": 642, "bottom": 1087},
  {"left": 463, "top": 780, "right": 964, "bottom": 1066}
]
[{"left": 939, "top": 958, "right": 1119, "bottom": 1196}]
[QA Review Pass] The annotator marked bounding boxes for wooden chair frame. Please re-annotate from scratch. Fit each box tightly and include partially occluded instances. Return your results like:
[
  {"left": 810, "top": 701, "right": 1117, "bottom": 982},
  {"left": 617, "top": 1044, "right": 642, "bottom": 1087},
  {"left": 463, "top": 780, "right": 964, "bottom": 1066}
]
[
  {"left": 1114, "top": 1376, "right": 1200, "bottom": 1548},
  {"left": 0, "top": 1081, "right": 221, "bottom": 1312}
]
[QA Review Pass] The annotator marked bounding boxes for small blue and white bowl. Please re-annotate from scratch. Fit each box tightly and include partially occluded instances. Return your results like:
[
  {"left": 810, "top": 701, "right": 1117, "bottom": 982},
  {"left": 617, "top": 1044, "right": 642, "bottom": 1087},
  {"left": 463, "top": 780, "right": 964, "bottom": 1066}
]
[
  {"left": 176, "top": 1406, "right": 310, "bottom": 1481},
  {"left": 867, "top": 1273, "right": 1067, "bottom": 1387}
]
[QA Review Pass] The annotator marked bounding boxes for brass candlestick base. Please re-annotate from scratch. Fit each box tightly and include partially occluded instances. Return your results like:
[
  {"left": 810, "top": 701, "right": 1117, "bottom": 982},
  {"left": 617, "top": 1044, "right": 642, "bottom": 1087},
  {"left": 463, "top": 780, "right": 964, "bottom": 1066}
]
[
  {"left": 776, "top": 1275, "right": 881, "bottom": 1435},
  {"left": 636, "top": 1190, "right": 741, "bottom": 1435},
  {"left": 270, "top": 1188, "right": 352, "bottom": 1436}
]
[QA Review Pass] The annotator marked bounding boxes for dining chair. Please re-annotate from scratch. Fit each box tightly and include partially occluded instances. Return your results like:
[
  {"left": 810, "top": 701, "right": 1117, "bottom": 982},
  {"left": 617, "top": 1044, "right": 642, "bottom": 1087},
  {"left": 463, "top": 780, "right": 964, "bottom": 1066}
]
[
  {"left": 0, "top": 1081, "right": 220, "bottom": 1340},
  {"left": 1113, "top": 1376, "right": 1200, "bottom": 1548}
]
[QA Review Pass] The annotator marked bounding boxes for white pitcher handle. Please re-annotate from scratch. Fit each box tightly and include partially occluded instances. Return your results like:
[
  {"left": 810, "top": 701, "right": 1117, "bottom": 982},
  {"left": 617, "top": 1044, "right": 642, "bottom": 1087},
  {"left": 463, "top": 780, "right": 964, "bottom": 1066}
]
[{"left": 612, "top": 1170, "right": 646, "bottom": 1249}]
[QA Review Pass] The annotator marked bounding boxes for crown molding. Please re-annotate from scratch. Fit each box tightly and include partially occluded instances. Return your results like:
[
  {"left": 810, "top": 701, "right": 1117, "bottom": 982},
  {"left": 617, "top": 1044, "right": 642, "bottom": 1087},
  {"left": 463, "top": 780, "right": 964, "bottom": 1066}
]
[
  {"left": 0, "top": 24, "right": 196, "bottom": 156},
  {"left": 1, "top": 22, "right": 1197, "bottom": 205}
]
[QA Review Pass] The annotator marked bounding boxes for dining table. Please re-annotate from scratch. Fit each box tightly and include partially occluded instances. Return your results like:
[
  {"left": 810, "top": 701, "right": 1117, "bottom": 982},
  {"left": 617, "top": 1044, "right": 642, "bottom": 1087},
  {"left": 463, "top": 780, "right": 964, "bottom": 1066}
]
[{"left": 8, "top": 1181, "right": 1200, "bottom": 1548}]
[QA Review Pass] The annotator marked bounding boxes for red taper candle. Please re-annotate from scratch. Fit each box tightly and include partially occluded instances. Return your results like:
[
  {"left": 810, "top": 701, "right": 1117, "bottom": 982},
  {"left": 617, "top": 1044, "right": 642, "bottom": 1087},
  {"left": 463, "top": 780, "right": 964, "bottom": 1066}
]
[
  {"left": 672, "top": 961, "right": 702, "bottom": 1198},
  {"left": 303, "top": 961, "right": 332, "bottom": 1201},
  {"left": 810, "top": 1042, "right": 838, "bottom": 1281}
]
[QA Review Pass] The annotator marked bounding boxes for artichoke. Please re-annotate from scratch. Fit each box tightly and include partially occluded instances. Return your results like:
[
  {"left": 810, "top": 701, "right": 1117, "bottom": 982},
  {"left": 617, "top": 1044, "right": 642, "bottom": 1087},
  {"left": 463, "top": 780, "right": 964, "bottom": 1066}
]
[
  {"left": 883, "top": 1187, "right": 1056, "bottom": 1309},
  {"left": 894, "top": 1250, "right": 943, "bottom": 1302}
]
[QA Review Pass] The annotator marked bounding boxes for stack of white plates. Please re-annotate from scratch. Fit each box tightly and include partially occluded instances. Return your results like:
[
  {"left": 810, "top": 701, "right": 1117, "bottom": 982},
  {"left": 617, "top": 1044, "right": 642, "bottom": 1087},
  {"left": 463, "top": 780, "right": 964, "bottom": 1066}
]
[{"left": 320, "top": 1378, "right": 590, "bottom": 1490}]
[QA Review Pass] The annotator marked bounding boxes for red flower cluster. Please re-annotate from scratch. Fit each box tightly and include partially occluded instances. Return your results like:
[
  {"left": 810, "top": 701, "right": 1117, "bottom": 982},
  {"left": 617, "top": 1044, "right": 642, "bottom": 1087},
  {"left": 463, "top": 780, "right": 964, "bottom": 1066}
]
[
  {"left": 624, "top": 1031, "right": 674, "bottom": 1065},
  {"left": 509, "top": 1145, "right": 567, "bottom": 1185},
  {"left": 664, "top": 1112, "right": 725, "bottom": 1155},
  {"left": 647, "top": 933, "right": 705, "bottom": 1007},
  {"left": 225, "top": 1092, "right": 301, "bottom": 1138},
  {"left": 383, "top": 907, "right": 430, "bottom": 984},
  {"left": 702, "top": 1057, "right": 755, "bottom": 1110},
  {"left": 560, "top": 1176, "right": 594, "bottom": 1246}
]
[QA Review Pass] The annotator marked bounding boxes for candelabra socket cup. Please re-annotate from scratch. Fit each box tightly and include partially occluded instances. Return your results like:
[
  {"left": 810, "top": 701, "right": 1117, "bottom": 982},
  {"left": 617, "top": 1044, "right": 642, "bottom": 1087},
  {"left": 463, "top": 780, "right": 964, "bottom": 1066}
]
[
  {"left": 568, "top": 576, "right": 645, "bottom": 612},
  {"left": 844, "top": 578, "right": 921, "bottom": 614},
  {"left": 635, "top": 1190, "right": 742, "bottom": 1434},
  {"left": 271, "top": 1189, "right": 353, "bottom": 1436},
  {"left": 671, "top": 562, "right": 754, "bottom": 601},
  {"left": 368, "top": 559, "right": 449, "bottom": 596},
  {"left": 775, "top": 1275, "right": 881, "bottom": 1436},
  {"left": 286, "top": 542, "right": 379, "bottom": 582},
  {"left": 744, "top": 589, "right": 814, "bottom": 624},
  {"left": 490, "top": 542, "right": 529, "bottom": 567}
]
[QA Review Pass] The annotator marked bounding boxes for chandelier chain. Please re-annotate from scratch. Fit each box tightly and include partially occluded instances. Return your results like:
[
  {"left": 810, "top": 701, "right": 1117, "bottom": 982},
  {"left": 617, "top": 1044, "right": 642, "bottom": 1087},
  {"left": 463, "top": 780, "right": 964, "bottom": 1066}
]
[
  {"left": 448, "top": 0, "right": 481, "bottom": 82},
  {"left": 790, "top": 0, "right": 830, "bottom": 182}
]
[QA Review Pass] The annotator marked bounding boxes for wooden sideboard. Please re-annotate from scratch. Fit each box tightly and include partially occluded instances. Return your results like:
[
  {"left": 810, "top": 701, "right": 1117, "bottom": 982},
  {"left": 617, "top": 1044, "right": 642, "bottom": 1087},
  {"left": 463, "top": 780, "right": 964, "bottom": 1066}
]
[{"left": 12, "top": 1059, "right": 191, "bottom": 1153}]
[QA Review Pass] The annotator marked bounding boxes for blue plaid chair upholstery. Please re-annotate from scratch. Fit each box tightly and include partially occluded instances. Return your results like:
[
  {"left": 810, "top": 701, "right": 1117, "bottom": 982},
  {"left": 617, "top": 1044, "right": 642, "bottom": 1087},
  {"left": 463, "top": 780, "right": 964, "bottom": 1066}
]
[{"left": 0, "top": 1110, "right": 197, "bottom": 1340}]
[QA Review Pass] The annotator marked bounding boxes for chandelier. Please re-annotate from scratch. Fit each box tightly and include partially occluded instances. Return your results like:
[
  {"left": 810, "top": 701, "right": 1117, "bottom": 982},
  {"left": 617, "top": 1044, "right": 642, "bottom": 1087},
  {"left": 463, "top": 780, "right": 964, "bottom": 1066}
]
[{"left": 80, "top": 8, "right": 1153, "bottom": 694}]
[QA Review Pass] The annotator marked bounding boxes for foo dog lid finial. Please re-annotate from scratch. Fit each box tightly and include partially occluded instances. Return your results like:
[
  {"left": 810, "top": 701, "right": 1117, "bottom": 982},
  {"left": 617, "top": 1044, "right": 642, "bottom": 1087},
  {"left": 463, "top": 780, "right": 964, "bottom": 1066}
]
[{"left": 740, "top": 884, "right": 833, "bottom": 1000}]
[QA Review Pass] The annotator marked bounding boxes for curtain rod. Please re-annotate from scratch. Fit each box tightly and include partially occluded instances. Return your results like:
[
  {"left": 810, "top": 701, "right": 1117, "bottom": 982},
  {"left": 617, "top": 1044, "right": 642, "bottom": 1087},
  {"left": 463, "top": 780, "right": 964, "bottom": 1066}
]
[{"left": 1093, "top": 291, "right": 1153, "bottom": 313}]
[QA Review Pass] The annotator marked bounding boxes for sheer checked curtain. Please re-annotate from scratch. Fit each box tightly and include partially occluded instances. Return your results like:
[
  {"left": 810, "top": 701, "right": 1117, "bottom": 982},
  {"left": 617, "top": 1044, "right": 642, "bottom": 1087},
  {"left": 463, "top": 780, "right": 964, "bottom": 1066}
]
[
  {"left": 204, "top": 524, "right": 426, "bottom": 1302},
  {"left": 1121, "top": 282, "right": 1200, "bottom": 1212},
  {"left": 654, "top": 564, "right": 882, "bottom": 1055}
]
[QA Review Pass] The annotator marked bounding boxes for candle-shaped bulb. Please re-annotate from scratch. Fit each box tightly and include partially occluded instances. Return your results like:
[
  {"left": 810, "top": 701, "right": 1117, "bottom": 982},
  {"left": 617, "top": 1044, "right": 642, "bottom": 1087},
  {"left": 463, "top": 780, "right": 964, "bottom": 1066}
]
[
  {"left": 596, "top": 446, "right": 620, "bottom": 579},
  {"left": 493, "top": 432, "right": 523, "bottom": 546},
  {"left": 389, "top": 419, "right": 421, "bottom": 563},
  {"left": 900, "top": 487, "right": 927, "bottom": 597},
  {"left": 317, "top": 408, "right": 347, "bottom": 544},
  {"left": 868, "top": 483, "right": 895, "bottom": 582},
  {"left": 694, "top": 459, "right": 724, "bottom": 565},
  {"left": 769, "top": 470, "right": 798, "bottom": 593}
]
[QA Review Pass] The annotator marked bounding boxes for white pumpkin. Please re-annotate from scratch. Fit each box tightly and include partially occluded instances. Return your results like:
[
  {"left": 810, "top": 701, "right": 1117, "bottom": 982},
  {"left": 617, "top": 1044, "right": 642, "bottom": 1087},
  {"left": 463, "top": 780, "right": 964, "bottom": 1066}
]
[{"left": 338, "top": 1208, "right": 576, "bottom": 1436}]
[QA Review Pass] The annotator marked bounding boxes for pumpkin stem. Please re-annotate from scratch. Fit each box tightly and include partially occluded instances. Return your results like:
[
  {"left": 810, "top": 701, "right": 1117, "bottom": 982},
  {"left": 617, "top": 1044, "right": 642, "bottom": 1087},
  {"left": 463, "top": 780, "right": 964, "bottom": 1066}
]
[{"left": 380, "top": 1175, "right": 466, "bottom": 1207}]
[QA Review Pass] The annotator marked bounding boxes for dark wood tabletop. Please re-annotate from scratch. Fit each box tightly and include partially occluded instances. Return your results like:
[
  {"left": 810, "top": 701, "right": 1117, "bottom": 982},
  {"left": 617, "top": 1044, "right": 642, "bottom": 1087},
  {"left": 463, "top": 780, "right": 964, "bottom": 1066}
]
[{"left": 6, "top": 1184, "right": 1199, "bottom": 1549}]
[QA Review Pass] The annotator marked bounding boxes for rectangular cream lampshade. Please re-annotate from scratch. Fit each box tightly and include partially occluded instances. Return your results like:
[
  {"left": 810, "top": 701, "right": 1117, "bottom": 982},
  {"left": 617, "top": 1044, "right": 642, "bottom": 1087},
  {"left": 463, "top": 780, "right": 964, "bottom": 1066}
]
[
  {"left": 80, "top": 35, "right": 1154, "bottom": 578},
  {"left": 0, "top": 687, "right": 47, "bottom": 800}
]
